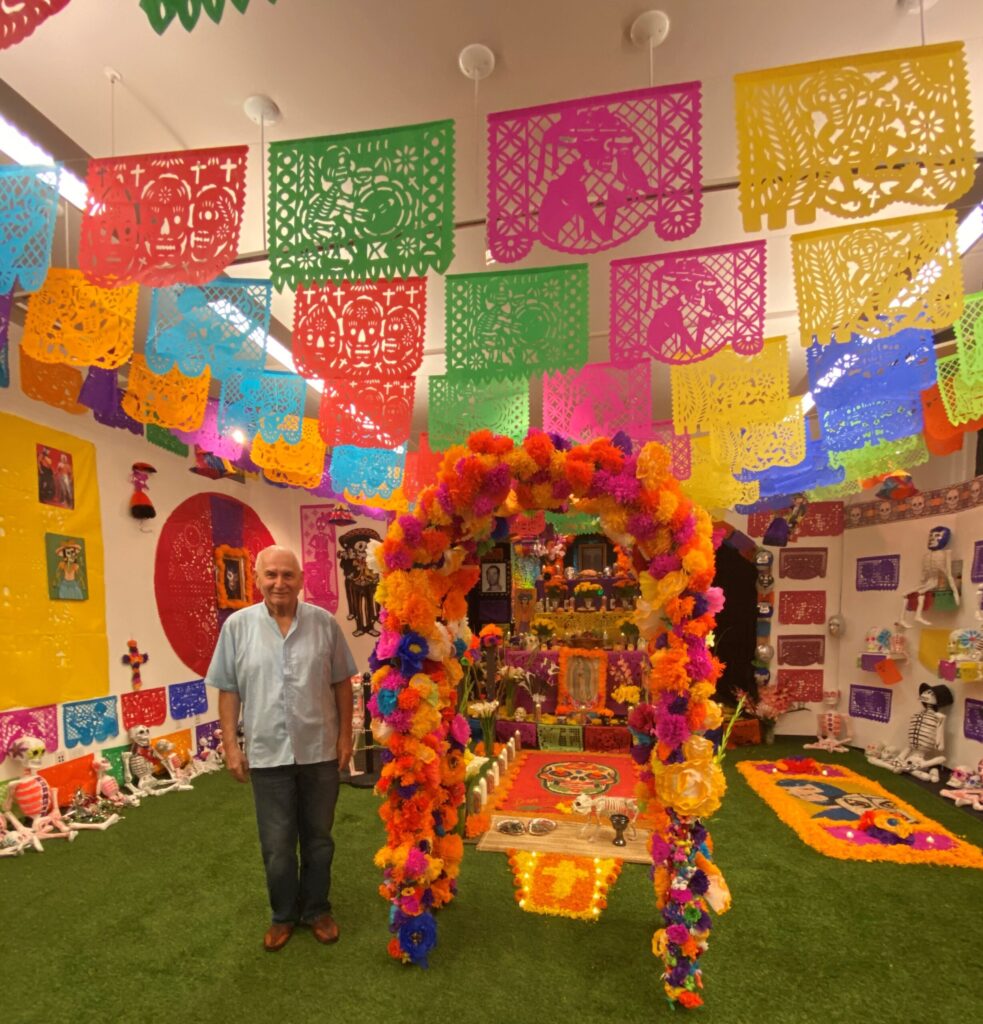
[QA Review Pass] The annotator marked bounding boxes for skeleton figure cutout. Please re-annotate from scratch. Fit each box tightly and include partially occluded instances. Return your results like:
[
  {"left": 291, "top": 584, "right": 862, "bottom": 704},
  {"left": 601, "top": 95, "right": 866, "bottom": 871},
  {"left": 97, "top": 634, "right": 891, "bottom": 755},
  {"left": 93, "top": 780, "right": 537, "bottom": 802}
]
[
  {"left": 803, "top": 690, "right": 852, "bottom": 753},
  {"left": 866, "top": 683, "right": 953, "bottom": 783},
  {"left": 337, "top": 528, "right": 382, "bottom": 637},
  {"left": 898, "top": 526, "right": 960, "bottom": 627},
  {"left": 2, "top": 735, "right": 76, "bottom": 844}
]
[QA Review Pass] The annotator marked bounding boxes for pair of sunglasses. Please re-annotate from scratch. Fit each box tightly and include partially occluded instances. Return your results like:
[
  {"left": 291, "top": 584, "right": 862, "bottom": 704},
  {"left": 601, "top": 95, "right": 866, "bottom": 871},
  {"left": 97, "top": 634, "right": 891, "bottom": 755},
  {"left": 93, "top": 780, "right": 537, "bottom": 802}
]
[{"left": 496, "top": 818, "right": 557, "bottom": 836}]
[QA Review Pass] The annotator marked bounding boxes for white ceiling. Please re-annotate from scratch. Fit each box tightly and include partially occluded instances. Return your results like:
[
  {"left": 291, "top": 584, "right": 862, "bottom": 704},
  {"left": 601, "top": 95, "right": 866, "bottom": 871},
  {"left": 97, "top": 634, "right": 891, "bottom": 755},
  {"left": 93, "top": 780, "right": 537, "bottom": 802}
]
[{"left": 4, "top": 0, "right": 983, "bottom": 436}]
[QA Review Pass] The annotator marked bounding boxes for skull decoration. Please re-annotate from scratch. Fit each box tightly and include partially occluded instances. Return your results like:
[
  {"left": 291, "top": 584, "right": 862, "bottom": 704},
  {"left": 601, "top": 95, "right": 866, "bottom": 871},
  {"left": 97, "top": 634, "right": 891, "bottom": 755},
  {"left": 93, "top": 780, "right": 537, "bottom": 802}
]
[
  {"left": 128, "top": 724, "right": 151, "bottom": 748},
  {"left": 8, "top": 734, "right": 45, "bottom": 767},
  {"left": 188, "top": 185, "right": 235, "bottom": 264},
  {"left": 755, "top": 550, "right": 774, "bottom": 568},
  {"left": 142, "top": 176, "right": 192, "bottom": 264},
  {"left": 969, "top": 479, "right": 982, "bottom": 505},
  {"left": 755, "top": 643, "right": 775, "bottom": 663},
  {"left": 757, "top": 572, "right": 775, "bottom": 591},
  {"left": 944, "top": 487, "right": 961, "bottom": 513},
  {"left": 827, "top": 614, "right": 845, "bottom": 637},
  {"left": 908, "top": 493, "right": 926, "bottom": 516},
  {"left": 876, "top": 500, "right": 893, "bottom": 522},
  {"left": 82, "top": 175, "right": 139, "bottom": 281},
  {"left": 847, "top": 505, "right": 863, "bottom": 527},
  {"left": 340, "top": 295, "right": 385, "bottom": 374}
]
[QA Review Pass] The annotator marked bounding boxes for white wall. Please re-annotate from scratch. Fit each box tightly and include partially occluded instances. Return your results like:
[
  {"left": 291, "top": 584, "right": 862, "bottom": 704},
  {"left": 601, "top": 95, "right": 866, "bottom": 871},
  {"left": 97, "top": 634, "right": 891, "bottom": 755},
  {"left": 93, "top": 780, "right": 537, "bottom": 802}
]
[{"left": 0, "top": 340, "right": 377, "bottom": 781}]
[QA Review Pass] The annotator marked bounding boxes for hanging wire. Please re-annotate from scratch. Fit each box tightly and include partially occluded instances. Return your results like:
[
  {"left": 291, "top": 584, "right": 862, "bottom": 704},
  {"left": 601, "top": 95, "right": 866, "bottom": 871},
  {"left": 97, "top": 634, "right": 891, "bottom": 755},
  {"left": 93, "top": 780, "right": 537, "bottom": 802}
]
[
  {"left": 473, "top": 73, "right": 481, "bottom": 203},
  {"left": 110, "top": 74, "right": 116, "bottom": 157},
  {"left": 919, "top": 0, "right": 926, "bottom": 46},
  {"left": 649, "top": 37, "right": 655, "bottom": 87},
  {"left": 260, "top": 114, "right": 267, "bottom": 252}
]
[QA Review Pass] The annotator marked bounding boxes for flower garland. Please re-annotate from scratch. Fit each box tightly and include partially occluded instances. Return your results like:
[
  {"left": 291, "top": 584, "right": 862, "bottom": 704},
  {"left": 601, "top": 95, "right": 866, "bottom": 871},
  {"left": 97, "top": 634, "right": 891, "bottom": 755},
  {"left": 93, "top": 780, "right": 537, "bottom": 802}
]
[{"left": 369, "top": 429, "right": 731, "bottom": 1006}]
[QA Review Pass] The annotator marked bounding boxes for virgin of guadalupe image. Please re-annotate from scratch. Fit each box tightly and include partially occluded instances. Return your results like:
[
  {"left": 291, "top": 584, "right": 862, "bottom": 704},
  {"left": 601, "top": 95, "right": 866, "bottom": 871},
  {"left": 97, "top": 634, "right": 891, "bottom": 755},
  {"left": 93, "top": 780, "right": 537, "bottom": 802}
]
[{"left": 337, "top": 527, "right": 382, "bottom": 637}]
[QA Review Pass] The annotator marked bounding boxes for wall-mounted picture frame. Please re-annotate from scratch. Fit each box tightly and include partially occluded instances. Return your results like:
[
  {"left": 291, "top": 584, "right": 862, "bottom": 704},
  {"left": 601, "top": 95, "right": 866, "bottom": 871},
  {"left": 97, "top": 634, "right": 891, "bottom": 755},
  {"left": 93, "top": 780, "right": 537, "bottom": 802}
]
[{"left": 215, "top": 544, "right": 253, "bottom": 609}]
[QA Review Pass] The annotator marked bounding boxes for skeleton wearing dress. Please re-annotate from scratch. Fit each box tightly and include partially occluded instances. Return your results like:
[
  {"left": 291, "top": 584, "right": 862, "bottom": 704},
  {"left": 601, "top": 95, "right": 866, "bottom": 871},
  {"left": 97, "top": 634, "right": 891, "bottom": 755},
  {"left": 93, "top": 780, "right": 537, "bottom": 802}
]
[{"left": 804, "top": 691, "right": 851, "bottom": 753}]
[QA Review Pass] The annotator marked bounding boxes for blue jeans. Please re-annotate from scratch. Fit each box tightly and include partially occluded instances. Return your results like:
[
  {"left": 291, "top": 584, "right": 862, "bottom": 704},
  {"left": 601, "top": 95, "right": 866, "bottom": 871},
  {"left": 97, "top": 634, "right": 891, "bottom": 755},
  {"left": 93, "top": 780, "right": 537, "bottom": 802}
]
[{"left": 250, "top": 760, "right": 339, "bottom": 924}]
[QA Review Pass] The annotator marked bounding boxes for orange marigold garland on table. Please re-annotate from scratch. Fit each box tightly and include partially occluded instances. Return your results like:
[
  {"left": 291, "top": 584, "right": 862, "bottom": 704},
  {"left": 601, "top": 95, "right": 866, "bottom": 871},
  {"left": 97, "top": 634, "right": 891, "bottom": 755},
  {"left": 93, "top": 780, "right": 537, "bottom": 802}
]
[{"left": 368, "top": 428, "right": 731, "bottom": 1004}]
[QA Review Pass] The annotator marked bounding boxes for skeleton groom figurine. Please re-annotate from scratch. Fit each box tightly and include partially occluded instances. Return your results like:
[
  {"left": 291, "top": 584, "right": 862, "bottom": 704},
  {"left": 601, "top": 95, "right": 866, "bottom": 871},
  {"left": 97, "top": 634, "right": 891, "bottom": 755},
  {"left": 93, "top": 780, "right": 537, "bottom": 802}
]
[
  {"left": 866, "top": 683, "right": 953, "bottom": 784},
  {"left": 803, "top": 689, "right": 852, "bottom": 753},
  {"left": 898, "top": 526, "right": 960, "bottom": 627}
]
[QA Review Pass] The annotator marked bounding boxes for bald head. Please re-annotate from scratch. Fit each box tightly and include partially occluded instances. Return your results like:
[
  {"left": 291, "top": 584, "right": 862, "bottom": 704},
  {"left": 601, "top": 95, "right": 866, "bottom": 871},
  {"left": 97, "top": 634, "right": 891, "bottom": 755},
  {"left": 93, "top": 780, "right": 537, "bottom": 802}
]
[{"left": 255, "top": 545, "right": 302, "bottom": 576}]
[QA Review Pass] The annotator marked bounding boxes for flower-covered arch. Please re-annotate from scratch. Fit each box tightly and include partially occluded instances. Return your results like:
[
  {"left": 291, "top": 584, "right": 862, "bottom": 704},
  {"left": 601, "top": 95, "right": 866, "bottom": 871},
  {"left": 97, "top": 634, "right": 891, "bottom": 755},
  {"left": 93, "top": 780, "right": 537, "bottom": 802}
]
[{"left": 367, "top": 429, "right": 732, "bottom": 1007}]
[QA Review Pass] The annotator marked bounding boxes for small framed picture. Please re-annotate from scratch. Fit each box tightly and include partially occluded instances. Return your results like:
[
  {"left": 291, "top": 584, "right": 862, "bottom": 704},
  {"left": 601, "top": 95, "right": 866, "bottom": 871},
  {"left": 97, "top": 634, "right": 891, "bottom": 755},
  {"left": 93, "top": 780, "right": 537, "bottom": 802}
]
[
  {"left": 215, "top": 545, "right": 253, "bottom": 609},
  {"left": 46, "top": 533, "right": 88, "bottom": 601},
  {"left": 481, "top": 562, "right": 507, "bottom": 595},
  {"left": 37, "top": 444, "right": 74, "bottom": 510}
]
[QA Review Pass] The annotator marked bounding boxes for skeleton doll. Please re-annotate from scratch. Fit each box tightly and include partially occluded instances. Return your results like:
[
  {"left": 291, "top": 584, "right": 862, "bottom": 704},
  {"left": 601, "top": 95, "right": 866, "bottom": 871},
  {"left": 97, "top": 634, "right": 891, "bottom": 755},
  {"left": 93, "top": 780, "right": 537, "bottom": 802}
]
[
  {"left": 122, "top": 724, "right": 181, "bottom": 797},
  {"left": 898, "top": 526, "right": 960, "bottom": 627},
  {"left": 939, "top": 759, "right": 983, "bottom": 810},
  {"left": 866, "top": 683, "right": 953, "bottom": 783},
  {"left": 1, "top": 810, "right": 42, "bottom": 855},
  {"left": 152, "top": 738, "right": 194, "bottom": 790},
  {"left": 2, "top": 735, "right": 76, "bottom": 844},
  {"left": 92, "top": 753, "right": 140, "bottom": 807},
  {"left": 803, "top": 690, "right": 852, "bottom": 753}
]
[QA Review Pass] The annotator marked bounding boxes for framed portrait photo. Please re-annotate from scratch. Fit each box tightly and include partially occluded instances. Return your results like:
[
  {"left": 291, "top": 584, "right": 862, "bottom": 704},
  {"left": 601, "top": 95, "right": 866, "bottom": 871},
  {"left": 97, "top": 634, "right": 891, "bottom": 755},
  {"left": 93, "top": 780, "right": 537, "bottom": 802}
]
[
  {"left": 215, "top": 545, "right": 253, "bottom": 609},
  {"left": 481, "top": 561, "right": 507, "bottom": 596}
]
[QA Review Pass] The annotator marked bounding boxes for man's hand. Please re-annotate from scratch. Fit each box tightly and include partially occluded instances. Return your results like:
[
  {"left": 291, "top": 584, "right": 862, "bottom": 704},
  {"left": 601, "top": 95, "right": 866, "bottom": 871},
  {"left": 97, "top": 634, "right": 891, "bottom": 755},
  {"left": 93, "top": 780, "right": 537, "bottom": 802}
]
[
  {"left": 336, "top": 738, "right": 353, "bottom": 770},
  {"left": 226, "top": 747, "right": 250, "bottom": 783}
]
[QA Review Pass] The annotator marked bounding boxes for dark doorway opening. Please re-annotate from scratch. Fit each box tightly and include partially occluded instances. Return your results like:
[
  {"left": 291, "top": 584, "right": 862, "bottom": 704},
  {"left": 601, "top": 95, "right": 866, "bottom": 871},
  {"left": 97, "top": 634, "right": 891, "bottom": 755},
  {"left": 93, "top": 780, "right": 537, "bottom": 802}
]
[{"left": 710, "top": 541, "right": 758, "bottom": 706}]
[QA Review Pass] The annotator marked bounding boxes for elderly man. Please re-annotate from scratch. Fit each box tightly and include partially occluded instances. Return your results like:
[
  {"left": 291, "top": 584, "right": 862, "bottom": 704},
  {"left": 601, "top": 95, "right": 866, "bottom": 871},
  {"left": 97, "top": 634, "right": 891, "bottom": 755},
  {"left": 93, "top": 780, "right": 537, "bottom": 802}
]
[{"left": 206, "top": 545, "right": 356, "bottom": 952}]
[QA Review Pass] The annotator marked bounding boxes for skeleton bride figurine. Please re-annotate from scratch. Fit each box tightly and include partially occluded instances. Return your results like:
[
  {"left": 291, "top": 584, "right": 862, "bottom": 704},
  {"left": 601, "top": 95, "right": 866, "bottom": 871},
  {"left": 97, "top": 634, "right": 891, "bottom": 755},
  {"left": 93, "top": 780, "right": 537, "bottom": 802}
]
[
  {"left": 898, "top": 526, "right": 960, "bottom": 627},
  {"left": 866, "top": 683, "right": 953, "bottom": 783}
]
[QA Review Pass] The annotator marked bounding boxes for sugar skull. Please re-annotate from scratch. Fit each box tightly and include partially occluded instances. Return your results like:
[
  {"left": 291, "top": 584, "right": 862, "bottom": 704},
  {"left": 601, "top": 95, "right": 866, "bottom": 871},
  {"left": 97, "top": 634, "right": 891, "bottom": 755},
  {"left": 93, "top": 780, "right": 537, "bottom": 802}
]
[
  {"left": 338, "top": 295, "right": 385, "bottom": 373},
  {"left": 8, "top": 734, "right": 45, "bottom": 767},
  {"left": 142, "top": 175, "right": 191, "bottom": 264},
  {"left": 380, "top": 304, "right": 423, "bottom": 377},
  {"left": 944, "top": 487, "right": 962, "bottom": 513},
  {"left": 189, "top": 185, "right": 236, "bottom": 264},
  {"left": 908, "top": 493, "right": 926, "bottom": 516},
  {"left": 876, "top": 500, "right": 892, "bottom": 521}
]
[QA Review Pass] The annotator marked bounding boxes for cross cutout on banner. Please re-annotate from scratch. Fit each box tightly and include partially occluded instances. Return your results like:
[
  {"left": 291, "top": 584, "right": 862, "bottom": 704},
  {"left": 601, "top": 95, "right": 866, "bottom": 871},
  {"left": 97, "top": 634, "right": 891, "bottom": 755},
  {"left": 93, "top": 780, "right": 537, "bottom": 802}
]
[{"left": 121, "top": 638, "right": 149, "bottom": 690}]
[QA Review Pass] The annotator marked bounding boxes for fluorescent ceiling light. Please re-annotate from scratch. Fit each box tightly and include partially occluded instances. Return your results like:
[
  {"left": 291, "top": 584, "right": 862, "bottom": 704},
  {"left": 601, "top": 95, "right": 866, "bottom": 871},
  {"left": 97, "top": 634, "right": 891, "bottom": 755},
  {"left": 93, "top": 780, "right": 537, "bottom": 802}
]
[{"left": 0, "top": 113, "right": 88, "bottom": 210}]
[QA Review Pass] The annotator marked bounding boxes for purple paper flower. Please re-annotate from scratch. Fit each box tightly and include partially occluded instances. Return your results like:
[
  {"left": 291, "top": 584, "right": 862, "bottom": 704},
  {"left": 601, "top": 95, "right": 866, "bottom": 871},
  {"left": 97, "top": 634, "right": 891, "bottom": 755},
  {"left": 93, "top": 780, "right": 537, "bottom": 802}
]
[
  {"left": 667, "top": 923, "right": 690, "bottom": 945},
  {"left": 649, "top": 553, "right": 682, "bottom": 576},
  {"left": 656, "top": 714, "right": 690, "bottom": 748},
  {"left": 449, "top": 714, "right": 471, "bottom": 748},
  {"left": 689, "top": 870, "right": 709, "bottom": 896}
]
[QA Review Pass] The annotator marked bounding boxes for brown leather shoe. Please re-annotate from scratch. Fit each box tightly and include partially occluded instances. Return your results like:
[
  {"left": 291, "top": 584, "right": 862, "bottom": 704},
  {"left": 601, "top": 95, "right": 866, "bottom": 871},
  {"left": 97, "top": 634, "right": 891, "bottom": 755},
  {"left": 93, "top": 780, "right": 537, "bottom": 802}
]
[
  {"left": 307, "top": 913, "right": 340, "bottom": 945},
  {"left": 263, "top": 922, "right": 294, "bottom": 952}
]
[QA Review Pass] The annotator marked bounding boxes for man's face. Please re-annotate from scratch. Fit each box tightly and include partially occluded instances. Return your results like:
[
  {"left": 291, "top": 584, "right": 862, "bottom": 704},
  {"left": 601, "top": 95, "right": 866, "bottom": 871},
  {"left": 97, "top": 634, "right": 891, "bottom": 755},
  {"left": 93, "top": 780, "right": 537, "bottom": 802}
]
[{"left": 257, "top": 550, "right": 303, "bottom": 609}]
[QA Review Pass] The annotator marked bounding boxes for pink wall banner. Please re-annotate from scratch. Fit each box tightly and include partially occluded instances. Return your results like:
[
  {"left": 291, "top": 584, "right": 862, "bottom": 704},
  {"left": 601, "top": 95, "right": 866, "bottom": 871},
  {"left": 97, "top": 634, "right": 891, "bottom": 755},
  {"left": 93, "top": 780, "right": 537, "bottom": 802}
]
[
  {"left": 0, "top": 704, "right": 58, "bottom": 757},
  {"left": 748, "top": 500, "right": 844, "bottom": 538},
  {"left": 777, "top": 635, "right": 826, "bottom": 666},
  {"left": 779, "top": 547, "right": 827, "bottom": 580},
  {"left": 855, "top": 555, "right": 901, "bottom": 591},
  {"left": 120, "top": 687, "right": 167, "bottom": 730},
  {"left": 850, "top": 685, "right": 893, "bottom": 724},
  {"left": 965, "top": 698, "right": 983, "bottom": 742},
  {"left": 300, "top": 505, "right": 340, "bottom": 614},
  {"left": 610, "top": 241, "right": 765, "bottom": 366},
  {"left": 776, "top": 668, "right": 824, "bottom": 702},
  {"left": 778, "top": 590, "right": 827, "bottom": 625},
  {"left": 487, "top": 83, "right": 702, "bottom": 263},
  {"left": 543, "top": 361, "right": 652, "bottom": 445}
]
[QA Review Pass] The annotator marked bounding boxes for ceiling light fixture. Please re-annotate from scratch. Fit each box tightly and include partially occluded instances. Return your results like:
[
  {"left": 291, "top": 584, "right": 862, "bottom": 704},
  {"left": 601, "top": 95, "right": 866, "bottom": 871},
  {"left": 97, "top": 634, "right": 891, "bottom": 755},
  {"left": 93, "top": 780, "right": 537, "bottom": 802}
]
[{"left": 0, "top": 113, "right": 88, "bottom": 209}]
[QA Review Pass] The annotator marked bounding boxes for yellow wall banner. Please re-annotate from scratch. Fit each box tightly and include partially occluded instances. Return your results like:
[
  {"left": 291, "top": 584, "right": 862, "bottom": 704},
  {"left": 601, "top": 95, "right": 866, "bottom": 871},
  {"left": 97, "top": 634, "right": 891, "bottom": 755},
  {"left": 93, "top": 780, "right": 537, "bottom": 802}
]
[{"left": 0, "top": 411, "right": 108, "bottom": 709}]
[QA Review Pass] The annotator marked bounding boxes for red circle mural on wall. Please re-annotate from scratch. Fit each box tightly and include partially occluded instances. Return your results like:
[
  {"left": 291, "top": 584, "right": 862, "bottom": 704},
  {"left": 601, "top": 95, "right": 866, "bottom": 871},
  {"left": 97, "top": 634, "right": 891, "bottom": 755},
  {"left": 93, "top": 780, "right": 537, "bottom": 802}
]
[{"left": 155, "top": 492, "right": 275, "bottom": 676}]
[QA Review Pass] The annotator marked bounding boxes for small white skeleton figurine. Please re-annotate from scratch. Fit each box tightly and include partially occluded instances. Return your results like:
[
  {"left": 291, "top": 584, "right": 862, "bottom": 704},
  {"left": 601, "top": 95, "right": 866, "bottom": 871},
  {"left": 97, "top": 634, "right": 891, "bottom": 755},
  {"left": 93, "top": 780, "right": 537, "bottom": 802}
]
[
  {"left": 190, "top": 734, "right": 223, "bottom": 774},
  {"left": 898, "top": 525, "right": 960, "bottom": 627},
  {"left": 2, "top": 735, "right": 76, "bottom": 844},
  {"left": 1, "top": 810, "right": 42, "bottom": 855},
  {"left": 92, "top": 753, "right": 140, "bottom": 807},
  {"left": 572, "top": 792, "right": 639, "bottom": 840},
  {"left": 866, "top": 683, "right": 954, "bottom": 783},
  {"left": 803, "top": 689, "right": 852, "bottom": 753},
  {"left": 152, "top": 738, "right": 195, "bottom": 790},
  {"left": 939, "top": 759, "right": 983, "bottom": 810},
  {"left": 122, "top": 725, "right": 181, "bottom": 797},
  {"left": 65, "top": 787, "right": 120, "bottom": 831}
]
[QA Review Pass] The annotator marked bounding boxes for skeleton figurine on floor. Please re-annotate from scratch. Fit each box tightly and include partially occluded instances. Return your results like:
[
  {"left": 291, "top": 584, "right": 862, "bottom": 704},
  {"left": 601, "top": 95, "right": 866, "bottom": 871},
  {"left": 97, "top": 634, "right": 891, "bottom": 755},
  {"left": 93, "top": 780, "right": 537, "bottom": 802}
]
[
  {"left": 190, "top": 735, "right": 223, "bottom": 774},
  {"left": 1, "top": 810, "right": 42, "bottom": 855},
  {"left": 866, "top": 683, "right": 953, "bottom": 784},
  {"left": 152, "top": 738, "right": 194, "bottom": 790},
  {"left": 940, "top": 759, "right": 983, "bottom": 810},
  {"left": 2, "top": 735, "right": 76, "bottom": 844},
  {"left": 898, "top": 526, "right": 960, "bottom": 627},
  {"left": 803, "top": 689, "right": 852, "bottom": 753},
  {"left": 122, "top": 725, "right": 181, "bottom": 797},
  {"left": 92, "top": 753, "right": 140, "bottom": 807}
]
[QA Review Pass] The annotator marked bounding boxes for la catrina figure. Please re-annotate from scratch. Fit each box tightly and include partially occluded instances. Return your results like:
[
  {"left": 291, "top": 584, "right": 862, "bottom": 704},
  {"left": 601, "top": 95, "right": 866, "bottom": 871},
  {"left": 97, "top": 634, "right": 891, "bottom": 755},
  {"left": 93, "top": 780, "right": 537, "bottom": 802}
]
[{"left": 129, "top": 462, "right": 157, "bottom": 519}]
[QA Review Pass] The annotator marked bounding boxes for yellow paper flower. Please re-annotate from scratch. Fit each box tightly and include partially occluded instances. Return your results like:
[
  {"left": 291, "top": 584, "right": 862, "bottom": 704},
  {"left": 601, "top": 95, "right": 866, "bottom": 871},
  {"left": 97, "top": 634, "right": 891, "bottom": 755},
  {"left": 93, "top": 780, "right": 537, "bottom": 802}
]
[
  {"left": 637, "top": 442, "right": 671, "bottom": 491},
  {"left": 653, "top": 759, "right": 726, "bottom": 819},
  {"left": 702, "top": 700, "right": 724, "bottom": 731}
]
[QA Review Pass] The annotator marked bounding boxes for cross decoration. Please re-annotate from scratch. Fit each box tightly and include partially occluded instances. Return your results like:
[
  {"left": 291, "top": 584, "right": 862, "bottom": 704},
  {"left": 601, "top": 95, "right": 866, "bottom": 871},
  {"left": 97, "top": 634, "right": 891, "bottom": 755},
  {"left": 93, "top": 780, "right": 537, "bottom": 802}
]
[{"left": 122, "top": 638, "right": 149, "bottom": 690}]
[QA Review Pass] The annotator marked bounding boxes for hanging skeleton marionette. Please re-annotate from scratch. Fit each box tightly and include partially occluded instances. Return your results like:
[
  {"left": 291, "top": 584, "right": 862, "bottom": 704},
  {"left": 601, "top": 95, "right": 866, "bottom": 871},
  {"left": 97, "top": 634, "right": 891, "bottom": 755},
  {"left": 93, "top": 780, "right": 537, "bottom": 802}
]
[
  {"left": 898, "top": 526, "right": 960, "bottom": 627},
  {"left": 866, "top": 683, "right": 953, "bottom": 783}
]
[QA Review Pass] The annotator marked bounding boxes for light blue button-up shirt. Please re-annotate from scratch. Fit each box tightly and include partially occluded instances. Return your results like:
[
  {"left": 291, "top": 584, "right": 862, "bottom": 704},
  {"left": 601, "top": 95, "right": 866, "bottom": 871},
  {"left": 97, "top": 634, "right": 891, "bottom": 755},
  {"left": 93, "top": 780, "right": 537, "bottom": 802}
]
[{"left": 205, "top": 601, "right": 357, "bottom": 769}]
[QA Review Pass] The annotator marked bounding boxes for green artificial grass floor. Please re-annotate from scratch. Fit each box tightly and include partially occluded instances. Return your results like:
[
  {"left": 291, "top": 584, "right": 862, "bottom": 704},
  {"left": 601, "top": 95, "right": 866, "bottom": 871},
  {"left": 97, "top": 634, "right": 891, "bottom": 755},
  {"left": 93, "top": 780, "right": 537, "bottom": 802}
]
[{"left": 3, "top": 739, "right": 983, "bottom": 1024}]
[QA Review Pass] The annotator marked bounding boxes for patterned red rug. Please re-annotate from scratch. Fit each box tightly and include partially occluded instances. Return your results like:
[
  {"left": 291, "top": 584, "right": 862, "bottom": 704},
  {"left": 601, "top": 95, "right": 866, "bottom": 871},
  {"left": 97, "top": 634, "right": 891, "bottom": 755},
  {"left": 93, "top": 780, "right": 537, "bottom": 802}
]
[{"left": 489, "top": 750, "right": 638, "bottom": 818}]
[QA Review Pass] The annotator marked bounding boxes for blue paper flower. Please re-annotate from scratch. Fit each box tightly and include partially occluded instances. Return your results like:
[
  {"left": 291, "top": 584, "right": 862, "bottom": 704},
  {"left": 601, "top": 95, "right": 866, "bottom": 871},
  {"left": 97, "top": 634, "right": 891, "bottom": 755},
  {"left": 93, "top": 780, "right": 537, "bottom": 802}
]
[
  {"left": 398, "top": 910, "right": 438, "bottom": 968},
  {"left": 376, "top": 689, "right": 399, "bottom": 716},
  {"left": 396, "top": 631, "right": 429, "bottom": 675}
]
